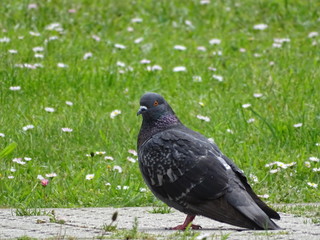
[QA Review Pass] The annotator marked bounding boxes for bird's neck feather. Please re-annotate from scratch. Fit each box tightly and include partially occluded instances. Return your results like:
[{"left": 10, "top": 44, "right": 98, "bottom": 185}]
[{"left": 138, "top": 114, "right": 180, "bottom": 147}]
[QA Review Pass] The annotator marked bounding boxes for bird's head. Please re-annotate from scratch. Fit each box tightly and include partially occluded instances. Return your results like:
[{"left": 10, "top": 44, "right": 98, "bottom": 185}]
[{"left": 137, "top": 92, "right": 175, "bottom": 121}]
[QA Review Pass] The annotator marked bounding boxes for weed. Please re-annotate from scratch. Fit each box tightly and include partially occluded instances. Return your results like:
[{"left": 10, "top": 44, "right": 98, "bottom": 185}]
[{"left": 149, "top": 205, "right": 172, "bottom": 214}]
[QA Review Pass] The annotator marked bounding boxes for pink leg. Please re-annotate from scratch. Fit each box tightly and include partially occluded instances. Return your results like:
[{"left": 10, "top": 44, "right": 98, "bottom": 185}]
[{"left": 171, "top": 215, "right": 202, "bottom": 230}]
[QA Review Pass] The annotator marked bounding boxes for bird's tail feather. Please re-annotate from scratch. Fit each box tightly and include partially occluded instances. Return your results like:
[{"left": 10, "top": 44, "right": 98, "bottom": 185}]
[
  {"left": 187, "top": 193, "right": 280, "bottom": 230},
  {"left": 225, "top": 187, "right": 280, "bottom": 230},
  {"left": 188, "top": 197, "right": 263, "bottom": 229}
]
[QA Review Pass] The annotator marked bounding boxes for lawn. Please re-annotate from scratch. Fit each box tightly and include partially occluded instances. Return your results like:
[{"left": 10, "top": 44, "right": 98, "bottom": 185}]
[{"left": 0, "top": 0, "right": 319, "bottom": 209}]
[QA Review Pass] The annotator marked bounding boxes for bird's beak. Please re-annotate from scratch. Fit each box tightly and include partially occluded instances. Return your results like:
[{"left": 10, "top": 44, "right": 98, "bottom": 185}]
[{"left": 137, "top": 106, "right": 147, "bottom": 116}]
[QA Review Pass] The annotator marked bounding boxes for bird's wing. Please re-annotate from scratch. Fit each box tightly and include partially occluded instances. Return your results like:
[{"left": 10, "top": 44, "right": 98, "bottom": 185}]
[
  {"left": 221, "top": 155, "right": 280, "bottom": 220},
  {"left": 138, "top": 127, "right": 231, "bottom": 205}
]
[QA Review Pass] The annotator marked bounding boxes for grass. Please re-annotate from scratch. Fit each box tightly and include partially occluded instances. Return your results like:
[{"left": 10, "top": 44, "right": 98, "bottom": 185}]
[
  {"left": 274, "top": 203, "right": 320, "bottom": 224},
  {"left": 0, "top": 0, "right": 319, "bottom": 209}
]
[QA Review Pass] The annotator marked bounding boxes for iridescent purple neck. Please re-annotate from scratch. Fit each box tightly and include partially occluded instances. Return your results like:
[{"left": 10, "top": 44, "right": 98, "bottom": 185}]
[
  {"left": 138, "top": 114, "right": 180, "bottom": 147},
  {"left": 155, "top": 114, "right": 179, "bottom": 129}
]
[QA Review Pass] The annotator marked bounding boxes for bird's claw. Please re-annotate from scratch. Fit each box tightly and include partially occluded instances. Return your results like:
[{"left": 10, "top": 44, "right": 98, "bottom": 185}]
[{"left": 170, "top": 224, "right": 202, "bottom": 230}]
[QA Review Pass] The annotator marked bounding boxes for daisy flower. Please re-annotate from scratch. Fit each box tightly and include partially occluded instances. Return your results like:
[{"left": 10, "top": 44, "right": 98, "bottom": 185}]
[
  {"left": 114, "top": 43, "right": 126, "bottom": 49},
  {"left": 9, "top": 86, "right": 21, "bottom": 91},
  {"left": 92, "top": 35, "right": 101, "bottom": 42},
  {"left": 113, "top": 165, "right": 123, "bottom": 173},
  {"left": 309, "top": 157, "right": 319, "bottom": 162},
  {"left": 173, "top": 66, "right": 187, "bottom": 72},
  {"left": 0, "top": 37, "right": 10, "bottom": 43},
  {"left": 212, "top": 75, "right": 223, "bottom": 82},
  {"left": 196, "top": 115, "right": 210, "bottom": 122},
  {"left": 131, "top": 18, "right": 143, "bottom": 23},
  {"left": 253, "top": 93, "right": 263, "bottom": 98},
  {"left": 253, "top": 23, "right": 268, "bottom": 30},
  {"left": 128, "top": 149, "right": 137, "bottom": 156},
  {"left": 83, "top": 52, "right": 93, "bottom": 60},
  {"left": 134, "top": 37, "right": 144, "bottom": 44},
  {"left": 308, "top": 32, "right": 319, "bottom": 38},
  {"left": 8, "top": 49, "right": 18, "bottom": 54},
  {"left": 110, "top": 110, "right": 121, "bottom": 119},
  {"left": 127, "top": 157, "right": 137, "bottom": 163},
  {"left": 104, "top": 156, "right": 114, "bottom": 161},
  {"left": 33, "top": 47, "right": 44, "bottom": 52},
  {"left": 147, "top": 65, "right": 162, "bottom": 71},
  {"left": 22, "top": 125, "right": 34, "bottom": 131},
  {"left": 192, "top": 76, "right": 202, "bottom": 82},
  {"left": 307, "top": 182, "right": 318, "bottom": 188},
  {"left": 242, "top": 103, "right": 251, "bottom": 108},
  {"left": 173, "top": 45, "right": 187, "bottom": 51},
  {"left": 140, "top": 59, "right": 151, "bottom": 64},
  {"left": 44, "top": 107, "right": 55, "bottom": 112},
  {"left": 61, "top": 128, "right": 73, "bottom": 132},
  {"left": 293, "top": 123, "right": 303, "bottom": 128},
  {"left": 197, "top": 46, "right": 207, "bottom": 51},
  {"left": 86, "top": 174, "right": 94, "bottom": 180},
  {"left": 46, "top": 173, "right": 57, "bottom": 178},
  {"left": 209, "top": 38, "right": 221, "bottom": 45},
  {"left": 57, "top": 63, "right": 68, "bottom": 68}
]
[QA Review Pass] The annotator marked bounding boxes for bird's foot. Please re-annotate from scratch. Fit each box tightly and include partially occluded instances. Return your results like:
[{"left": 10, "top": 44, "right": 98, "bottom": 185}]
[
  {"left": 171, "top": 224, "right": 202, "bottom": 230},
  {"left": 169, "top": 215, "right": 202, "bottom": 230}
]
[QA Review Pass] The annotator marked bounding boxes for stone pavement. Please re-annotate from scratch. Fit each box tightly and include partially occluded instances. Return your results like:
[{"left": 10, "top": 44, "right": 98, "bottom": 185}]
[{"left": 0, "top": 206, "right": 319, "bottom": 239}]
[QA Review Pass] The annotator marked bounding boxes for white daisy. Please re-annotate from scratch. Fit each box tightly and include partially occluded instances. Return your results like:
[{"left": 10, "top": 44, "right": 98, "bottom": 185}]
[
  {"left": 253, "top": 23, "right": 268, "bottom": 30},
  {"left": 83, "top": 52, "right": 93, "bottom": 60},
  {"left": 8, "top": 49, "right": 18, "bottom": 54},
  {"left": 308, "top": 32, "right": 319, "bottom": 38},
  {"left": 293, "top": 123, "right": 303, "bottom": 128},
  {"left": 22, "top": 125, "right": 34, "bottom": 131},
  {"left": 61, "top": 128, "right": 73, "bottom": 132},
  {"left": 113, "top": 165, "right": 123, "bottom": 173},
  {"left": 32, "top": 46, "right": 44, "bottom": 52},
  {"left": 9, "top": 86, "right": 21, "bottom": 91},
  {"left": 173, "top": 66, "right": 187, "bottom": 72},
  {"left": 174, "top": 45, "right": 187, "bottom": 51},
  {"left": 110, "top": 110, "right": 121, "bottom": 119},
  {"left": 45, "top": 107, "right": 55, "bottom": 112},
  {"left": 307, "top": 182, "right": 318, "bottom": 188},
  {"left": 134, "top": 37, "right": 144, "bottom": 44},
  {"left": 197, "top": 46, "right": 207, "bottom": 51},
  {"left": 131, "top": 18, "right": 143, "bottom": 23},
  {"left": 209, "top": 38, "right": 221, "bottom": 45},
  {"left": 140, "top": 59, "right": 151, "bottom": 64},
  {"left": 57, "top": 63, "right": 68, "bottom": 68},
  {"left": 253, "top": 93, "right": 263, "bottom": 98},
  {"left": 242, "top": 103, "right": 251, "bottom": 108},
  {"left": 212, "top": 75, "right": 223, "bottom": 82},
  {"left": 86, "top": 174, "right": 94, "bottom": 180},
  {"left": 196, "top": 115, "right": 210, "bottom": 122},
  {"left": 114, "top": 43, "right": 126, "bottom": 49},
  {"left": 309, "top": 157, "right": 319, "bottom": 162},
  {"left": 192, "top": 76, "right": 202, "bottom": 82},
  {"left": 127, "top": 157, "right": 137, "bottom": 163}
]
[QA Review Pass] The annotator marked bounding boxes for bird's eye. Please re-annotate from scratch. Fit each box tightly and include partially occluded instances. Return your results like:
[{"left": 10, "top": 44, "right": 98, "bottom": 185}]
[{"left": 153, "top": 100, "right": 159, "bottom": 106}]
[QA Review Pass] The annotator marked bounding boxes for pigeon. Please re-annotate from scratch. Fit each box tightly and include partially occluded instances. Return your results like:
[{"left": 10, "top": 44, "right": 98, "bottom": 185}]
[{"left": 137, "top": 92, "right": 280, "bottom": 230}]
